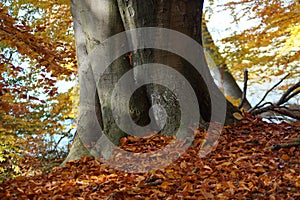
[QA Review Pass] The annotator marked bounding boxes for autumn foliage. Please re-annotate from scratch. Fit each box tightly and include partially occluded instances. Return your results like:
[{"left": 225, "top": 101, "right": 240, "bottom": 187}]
[
  {"left": 0, "top": 0, "right": 299, "bottom": 198},
  {"left": 206, "top": 0, "right": 300, "bottom": 82},
  {"left": 0, "top": 1, "right": 77, "bottom": 180}
]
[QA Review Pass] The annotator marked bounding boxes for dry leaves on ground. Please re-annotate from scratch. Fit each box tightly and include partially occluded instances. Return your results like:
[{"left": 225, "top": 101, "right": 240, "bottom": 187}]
[{"left": 0, "top": 116, "right": 299, "bottom": 199}]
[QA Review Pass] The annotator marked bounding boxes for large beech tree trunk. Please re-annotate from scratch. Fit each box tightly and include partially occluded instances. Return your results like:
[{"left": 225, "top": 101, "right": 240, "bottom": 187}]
[{"left": 63, "top": 0, "right": 238, "bottom": 164}]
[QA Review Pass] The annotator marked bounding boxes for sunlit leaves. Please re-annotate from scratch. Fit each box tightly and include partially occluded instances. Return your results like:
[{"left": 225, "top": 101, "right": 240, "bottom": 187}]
[
  {"left": 0, "top": 3, "right": 76, "bottom": 78},
  {"left": 0, "top": 0, "right": 77, "bottom": 181},
  {"left": 208, "top": 0, "right": 300, "bottom": 84}
]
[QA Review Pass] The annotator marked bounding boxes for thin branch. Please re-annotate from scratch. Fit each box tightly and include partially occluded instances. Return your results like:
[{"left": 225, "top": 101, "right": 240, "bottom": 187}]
[
  {"left": 249, "top": 73, "right": 290, "bottom": 112},
  {"left": 251, "top": 105, "right": 275, "bottom": 116},
  {"left": 273, "top": 107, "right": 300, "bottom": 120},
  {"left": 267, "top": 136, "right": 300, "bottom": 150},
  {"left": 53, "top": 129, "right": 73, "bottom": 156},
  {"left": 53, "top": 135, "right": 68, "bottom": 152},
  {"left": 277, "top": 82, "right": 300, "bottom": 105},
  {"left": 238, "top": 69, "right": 248, "bottom": 109},
  {"left": 6, "top": 51, "right": 13, "bottom": 64},
  {"left": 0, "top": 50, "right": 14, "bottom": 65},
  {"left": 255, "top": 101, "right": 274, "bottom": 109},
  {"left": 284, "top": 90, "right": 300, "bottom": 103},
  {"left": 252, "top": 104, "right": 300, "bottom": 120}
]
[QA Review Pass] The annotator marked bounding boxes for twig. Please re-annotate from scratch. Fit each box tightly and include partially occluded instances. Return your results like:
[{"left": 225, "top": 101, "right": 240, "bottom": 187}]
[
  {"left": 250, "top": 78, "right": 300, "bottom": 120},
  {"left": 238, "top": 69, "right": 248, "bottom": 109},
  {"left": 0, "top": 50, "right": 13, "bottom": 65},
  {"left": 251, "top": 104, "right": 300, "bottom": 120},
  {"left": 255, "top": 102, "right": 273, "bottom": 109},
  {"left": 53, "top": 130, "right": 73, "bottom": 157},
  {"left": 249, "top": 73, "right": 290, "bottom": 112},
  {"left": 53, "top": 135, "right": 67, "bottom": 151},
  {"left": 277, "top": 82, "right": 300, "bottom": 105},
  {"left": 284, "top": 90, "right": 300, "bottom": 103},
  {"left": 267, "top": 136, "right": 300, "bottom": 150},
  {"left": 6, "top": 51, "right": 13, "bottom": 64},
  {"left": 273, "top": 107, "right": 300, "bottom": 120}
]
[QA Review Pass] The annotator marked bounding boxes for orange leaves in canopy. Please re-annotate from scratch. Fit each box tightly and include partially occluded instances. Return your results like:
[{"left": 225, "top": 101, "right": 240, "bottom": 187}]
[
  {"left": 0, "top": 1, "right": 78, "bottom": 182},
  {"left": 0, "top": 0, "right": 77, "bottom": 127},
  {"left": 214, "top": 0, "right": 300, "bottom": 82},
  {"left": 0, "top": 101, "right": 29, "bottom": 116},
  {"left": 0, "top": 3, "right": 76, "bottom": 78},
  {"left": 0, "top": 0, "right": 80, "bottom": 186}
]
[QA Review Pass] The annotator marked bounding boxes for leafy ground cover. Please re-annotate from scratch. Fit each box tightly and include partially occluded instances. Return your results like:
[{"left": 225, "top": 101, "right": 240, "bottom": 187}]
[{"left": 0, "top": 115, "right": 299, "bottom": 199}]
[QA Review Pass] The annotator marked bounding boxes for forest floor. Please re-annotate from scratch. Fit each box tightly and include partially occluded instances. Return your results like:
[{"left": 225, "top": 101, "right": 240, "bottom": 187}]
[{"left": 0, "top": 115, "right": 299, "bottom": 199}]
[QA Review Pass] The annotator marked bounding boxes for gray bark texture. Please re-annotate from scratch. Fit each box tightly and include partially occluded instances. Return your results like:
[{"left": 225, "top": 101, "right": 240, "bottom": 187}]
[
  {"left": 202, "top": 19, "right": 251, "bottom": 110},
  {"left": 63, "top": 0, "right": 238, "bottom": 164}
]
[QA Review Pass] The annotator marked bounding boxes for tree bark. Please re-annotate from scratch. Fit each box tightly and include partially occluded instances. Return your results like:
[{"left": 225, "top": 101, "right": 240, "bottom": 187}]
[
  {"left": 64, "top": 0, "right": 152, "bottom": 164},
  {"left": 63, "top": 0, "right": 238, "bottom": 164},
  {"left": 202, "top": 19, "right": 251, "bottom": 110}
]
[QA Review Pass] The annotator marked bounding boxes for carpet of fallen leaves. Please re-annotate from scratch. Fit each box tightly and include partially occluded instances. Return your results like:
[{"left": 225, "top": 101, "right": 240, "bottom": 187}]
[{"left": 1, "top": 116, "right": 299, "bottom": 199}]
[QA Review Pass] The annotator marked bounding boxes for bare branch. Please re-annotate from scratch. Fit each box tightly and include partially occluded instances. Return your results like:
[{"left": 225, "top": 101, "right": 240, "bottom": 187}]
[
  {"left": 284, "top": 90, "right": 300, "bottom": 103},
  {"left": 273, "top": 107, "right": 300, "bottom": 120},
  {"left": 277, "top": 81, "right": 300, "bottom": 105},
  {"left": 249, "top": 73, "right": 290, "bottom": 112},
  {"left": 251, "top": 104, "right": 300, "bottom": 120},
  {"left": 256, "top": 102, "right": 274, "bottom": 109},
  {"left": 238, "top": 69, "right": 248, "bottom": 109}
]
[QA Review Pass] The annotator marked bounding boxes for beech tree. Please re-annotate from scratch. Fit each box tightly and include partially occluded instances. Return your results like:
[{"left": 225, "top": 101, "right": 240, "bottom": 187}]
[
  {"left": 63, "top": 0, "right": 238, "bottom": 164},
  {"left": 0, "top": 0, "right": 299, "bottom": 181},
  {"left": 202, "top": 18, "right": 251, "bottom": 109}
]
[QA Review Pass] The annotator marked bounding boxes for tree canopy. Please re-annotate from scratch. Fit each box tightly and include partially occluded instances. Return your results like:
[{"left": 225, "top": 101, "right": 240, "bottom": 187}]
[
  {"left": 0, "top": 0, "right": 77, "bottom": 180},
  {"left": 205, "top": 0, "right": 300, "bottom": 83}
]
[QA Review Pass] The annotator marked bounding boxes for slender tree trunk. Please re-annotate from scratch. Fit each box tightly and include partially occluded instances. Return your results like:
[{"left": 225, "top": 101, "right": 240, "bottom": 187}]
[{"left": 202, "top": 19, "right": 251, "bottom": 109}]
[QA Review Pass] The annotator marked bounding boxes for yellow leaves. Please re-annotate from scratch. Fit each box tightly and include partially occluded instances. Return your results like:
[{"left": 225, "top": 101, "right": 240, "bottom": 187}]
[
  {"left": 50, "top": 85, "right": 79, "bottom": 120},
  {"left": 160, "top": 181, "right": 173, "bottom": 190},
  {"left": 214, "top": 0, "right": 300, "bottom": 83},
  {"left": 296, "top": 177, "right": 300, "bottom": 187},
  {"left": 226, "top": 95, "right": 241, "bottom": 107},
  {"left": 281, "top": 153, "right": 290, "bottom": 161},
  {"left": 279, "top": 24, "right": 300, "bottom": 55},
  {"left": 12, "top": 164, "right": 21, "bottom": 174},
  {"left": 0, "top": 133, "right": 23, "bottom": 181},
  {"left": 278, "top": 83, "right": 295, "bottom": 91},
  {"left": 180, "top": 161, "right": 187, "bottom": 169},
  {"left": 0, "top": 157, "right": 6, "bottom": 163},
  {"left": 258, "top": 37, "right": 270, "bottom": 47}
]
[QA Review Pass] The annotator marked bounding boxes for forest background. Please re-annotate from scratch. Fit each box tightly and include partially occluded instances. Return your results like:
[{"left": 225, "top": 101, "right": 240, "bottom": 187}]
[{"left": 0, "top": 0, "right": 299, "bottom": 181}]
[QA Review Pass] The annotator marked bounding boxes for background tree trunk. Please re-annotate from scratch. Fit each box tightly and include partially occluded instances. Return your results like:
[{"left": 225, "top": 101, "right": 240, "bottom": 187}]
[{"left": 202, "top": 19, "right": 251, "bottom": 110}]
